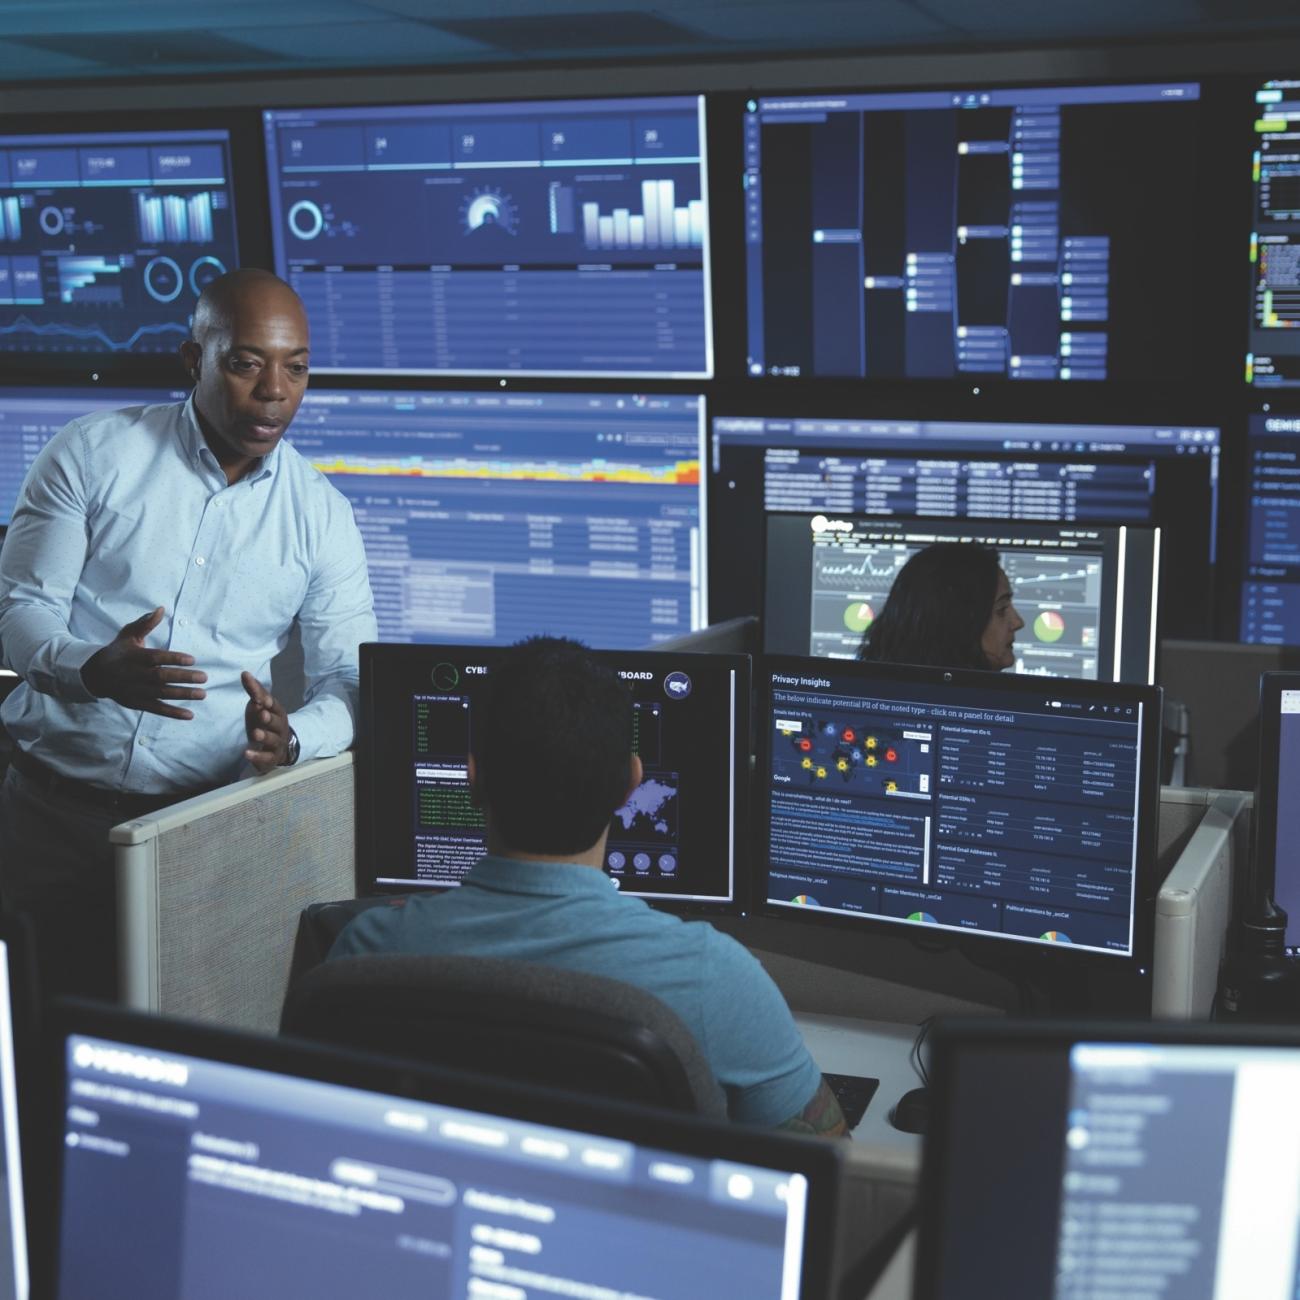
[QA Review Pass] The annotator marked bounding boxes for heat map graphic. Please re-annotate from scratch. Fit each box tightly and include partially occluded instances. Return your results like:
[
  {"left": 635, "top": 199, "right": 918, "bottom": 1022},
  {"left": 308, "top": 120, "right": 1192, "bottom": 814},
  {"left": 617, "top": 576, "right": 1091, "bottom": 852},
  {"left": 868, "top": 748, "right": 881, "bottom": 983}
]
[
  {"left": 774, "top": 717, "right": 930, "bottom": 796},
  {"left": 307, "top": 451, "right": 699, "bottom": 486}
]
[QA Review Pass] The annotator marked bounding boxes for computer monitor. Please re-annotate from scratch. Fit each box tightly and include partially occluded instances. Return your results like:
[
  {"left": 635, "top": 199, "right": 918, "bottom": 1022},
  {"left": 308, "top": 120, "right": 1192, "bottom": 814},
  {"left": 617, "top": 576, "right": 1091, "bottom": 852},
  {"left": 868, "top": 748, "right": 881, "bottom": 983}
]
[
  {"left": 648, "top": 615, "right": 760, "bottom": 656},
  {"left": 0, "top": 386, "right": 187, "bottom": 526},
  {"left": 1250, "top": 79, "right": 1300, "bottom": 388},
  {"left": 358, "top": 645, "right": 749, "bottom": 913},
  {"left": 1253, "top": 673, "right": 1300, "bottom": 953},
  {"left": 916, "top": 1019, "right": 1300, "bottom": 1299},
  {"left": 710, "top": 411, "right": 1218, "bottom": 638},
  {"left": 744, "top": 79, "right": 1200, "bottom": 383},
  {"left": 756, "top": 655, "right": 1161, "bottom": 983},
  {"left": 0, "top": 130, "right": 237, "bottom": 359},
  {"left": 263, "top": 96, "right": 711, "bottom": 378},
  {"left": 1242, "top": 408, "right": 1300, "bottom": 642},
  {"left": 51, "top": 1002, "right": 836, "bottom": 1300},
  {"left": 764, "top": 514, "right": 1159, "bottom": 683},
  {"left": 284, "top": 388, "right": 706, "bottom": 648},
  {"left": 0, "top": 924, "right": 34, "bottom": 1300}
]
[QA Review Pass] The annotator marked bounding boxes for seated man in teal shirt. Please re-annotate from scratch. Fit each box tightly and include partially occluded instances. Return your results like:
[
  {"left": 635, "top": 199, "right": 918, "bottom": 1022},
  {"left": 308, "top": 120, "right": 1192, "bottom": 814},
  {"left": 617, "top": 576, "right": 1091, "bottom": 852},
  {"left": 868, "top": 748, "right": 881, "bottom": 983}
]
[{"left": 331, "top": 636, "right": 846, "bottom": 1136}]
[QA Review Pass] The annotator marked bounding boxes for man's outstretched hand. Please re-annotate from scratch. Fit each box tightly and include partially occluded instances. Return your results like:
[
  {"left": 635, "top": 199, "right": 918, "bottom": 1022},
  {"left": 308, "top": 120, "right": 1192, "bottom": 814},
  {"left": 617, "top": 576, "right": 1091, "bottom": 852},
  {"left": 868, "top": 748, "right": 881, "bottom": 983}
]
[
  {"left": 242, "top": 672, "right": 291, "bottom": 773},
  {"left": 81, "top": 606, "right": 207, "bottom": 720}
]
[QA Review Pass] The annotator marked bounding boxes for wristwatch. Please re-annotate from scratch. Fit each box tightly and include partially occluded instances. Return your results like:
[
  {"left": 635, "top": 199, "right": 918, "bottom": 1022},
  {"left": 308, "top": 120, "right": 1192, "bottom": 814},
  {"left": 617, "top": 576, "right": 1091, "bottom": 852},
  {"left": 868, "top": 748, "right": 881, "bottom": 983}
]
[{"left": 285, "top": 728, "right": 301, "bottom": 767}]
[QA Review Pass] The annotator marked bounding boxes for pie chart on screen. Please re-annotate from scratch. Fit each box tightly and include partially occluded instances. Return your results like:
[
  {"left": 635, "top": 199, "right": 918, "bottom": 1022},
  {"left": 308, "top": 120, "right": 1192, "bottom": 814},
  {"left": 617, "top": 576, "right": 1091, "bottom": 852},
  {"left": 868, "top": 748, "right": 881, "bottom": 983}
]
[
  {"left": 843, "top": 602, "right": 875, "bottom": 634},
  {"left": 792, "top": 895, "right": 820, "bottom": 906},
  {"left": 1034, "top": 610, "right": 1067, "bottom": 643},
  {"left": 1040, "top": 930, "right": 1072, "bottom": 943}
]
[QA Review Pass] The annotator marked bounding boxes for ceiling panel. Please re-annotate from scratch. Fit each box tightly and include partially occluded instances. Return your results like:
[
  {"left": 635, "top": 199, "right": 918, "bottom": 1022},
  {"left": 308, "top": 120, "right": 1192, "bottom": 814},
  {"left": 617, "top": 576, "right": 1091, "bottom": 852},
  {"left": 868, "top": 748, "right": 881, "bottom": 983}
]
[
  {"left": 237, "top": 18, "right": 496, "bottom": 63},
  {"left": 0, "top": 0, "right": 1294, "bottom": 85}
]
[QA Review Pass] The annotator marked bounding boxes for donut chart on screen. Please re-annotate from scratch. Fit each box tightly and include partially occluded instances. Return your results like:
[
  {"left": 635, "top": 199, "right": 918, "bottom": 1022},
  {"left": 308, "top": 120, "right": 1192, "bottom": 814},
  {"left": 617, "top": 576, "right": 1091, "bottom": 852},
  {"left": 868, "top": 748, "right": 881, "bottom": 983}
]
[{"left": 1034, "top": 610, "right": 1067, "bottom": 643}]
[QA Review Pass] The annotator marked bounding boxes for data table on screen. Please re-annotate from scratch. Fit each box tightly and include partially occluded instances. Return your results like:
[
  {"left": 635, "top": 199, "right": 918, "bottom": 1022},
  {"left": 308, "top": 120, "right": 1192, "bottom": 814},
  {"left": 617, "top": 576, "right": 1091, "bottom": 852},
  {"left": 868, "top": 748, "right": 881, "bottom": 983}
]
[
  {"left": 1241, "top": 411, "right": 1300, "bottom": 642},
  {"left": 712, "top": 414, "right": 1218, "bottom": 639},
  {"left": 0, "top": 386, "right": 186, "bottom": 524},
  {"left": 287, "top": 390, "right": 705, "bottom": 648},
  {"left": 0, "top": 131, "right": 236, "bottom": 358},
  {"left": 264, "top": 97, "right": 712, "bottom": 378}
]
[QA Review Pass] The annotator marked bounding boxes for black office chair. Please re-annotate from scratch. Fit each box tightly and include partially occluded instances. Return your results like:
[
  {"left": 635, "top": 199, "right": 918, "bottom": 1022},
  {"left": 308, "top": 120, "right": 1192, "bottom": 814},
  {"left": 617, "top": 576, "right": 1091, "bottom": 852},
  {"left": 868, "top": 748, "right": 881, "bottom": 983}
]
[{"left": 280, "top": 953, "right": 729, "bottom": 1119}]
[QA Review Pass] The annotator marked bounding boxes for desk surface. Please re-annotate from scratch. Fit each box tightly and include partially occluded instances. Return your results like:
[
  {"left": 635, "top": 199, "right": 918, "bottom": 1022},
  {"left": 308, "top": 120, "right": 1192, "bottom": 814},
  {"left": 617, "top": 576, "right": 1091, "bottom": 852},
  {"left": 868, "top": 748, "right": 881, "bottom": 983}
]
[{"left": 794, "top": 1012, "right": 925, "bottom": 1151}]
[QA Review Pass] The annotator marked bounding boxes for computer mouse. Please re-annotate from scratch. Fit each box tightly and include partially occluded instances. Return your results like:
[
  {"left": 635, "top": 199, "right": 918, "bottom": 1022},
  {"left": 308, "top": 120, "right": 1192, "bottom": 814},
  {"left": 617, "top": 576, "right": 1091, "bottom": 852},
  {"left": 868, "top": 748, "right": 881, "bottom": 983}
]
[{"left": 889, "top": 1086, "right": 930, "bottom": 1134}]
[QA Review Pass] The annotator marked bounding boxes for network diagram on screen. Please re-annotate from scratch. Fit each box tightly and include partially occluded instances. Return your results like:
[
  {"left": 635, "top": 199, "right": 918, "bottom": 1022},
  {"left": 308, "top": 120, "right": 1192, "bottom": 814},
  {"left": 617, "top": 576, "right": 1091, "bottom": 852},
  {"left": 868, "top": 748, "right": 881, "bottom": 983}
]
[
  {"left": 744, "top": 82, "right": 1199, "bottom": 382},
  {"left": 0, "top": 131, "right": 236, "bottom": 357},
  {"left": 264, "top": 97, "right": 711, "bottom": 377}
]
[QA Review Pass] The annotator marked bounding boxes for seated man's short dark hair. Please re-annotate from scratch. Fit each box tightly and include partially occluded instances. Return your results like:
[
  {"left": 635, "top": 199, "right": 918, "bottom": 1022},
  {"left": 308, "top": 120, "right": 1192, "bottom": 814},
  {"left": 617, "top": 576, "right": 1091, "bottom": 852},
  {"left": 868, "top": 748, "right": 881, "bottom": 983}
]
[{"left": 473, "top": 637, "right": 633, "bottom": 855}]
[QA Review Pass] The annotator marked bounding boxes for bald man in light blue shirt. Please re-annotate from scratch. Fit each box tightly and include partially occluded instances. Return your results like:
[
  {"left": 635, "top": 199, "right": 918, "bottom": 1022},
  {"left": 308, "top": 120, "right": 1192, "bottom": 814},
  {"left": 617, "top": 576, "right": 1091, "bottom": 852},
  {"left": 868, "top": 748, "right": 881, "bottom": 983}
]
[{"left": 0, "top": 269, "right": 376, "bottom": 995}]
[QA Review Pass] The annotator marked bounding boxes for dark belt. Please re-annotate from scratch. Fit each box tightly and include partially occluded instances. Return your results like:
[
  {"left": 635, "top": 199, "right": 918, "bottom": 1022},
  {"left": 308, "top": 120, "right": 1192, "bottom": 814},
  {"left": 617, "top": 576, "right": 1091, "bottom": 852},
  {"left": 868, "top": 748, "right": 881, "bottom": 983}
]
[{"left": 9, "top": 749, "right": 216, "bottom": 819}]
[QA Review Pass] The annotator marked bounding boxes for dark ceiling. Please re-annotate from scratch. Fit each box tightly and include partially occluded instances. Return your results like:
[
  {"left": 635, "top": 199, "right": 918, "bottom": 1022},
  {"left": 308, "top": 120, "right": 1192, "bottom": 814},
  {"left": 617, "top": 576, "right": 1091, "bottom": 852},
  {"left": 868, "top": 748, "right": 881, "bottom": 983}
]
[{"left": 1, "top": 0, "right": 1299, "bottom": 85}]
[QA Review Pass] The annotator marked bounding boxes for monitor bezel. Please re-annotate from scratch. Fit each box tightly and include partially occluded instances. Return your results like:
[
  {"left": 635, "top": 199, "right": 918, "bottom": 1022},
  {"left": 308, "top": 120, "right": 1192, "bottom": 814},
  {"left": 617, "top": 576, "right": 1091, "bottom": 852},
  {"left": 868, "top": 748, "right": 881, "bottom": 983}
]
[
  {"left": 46, "top": 998, "right": 838, "bottom": 1300},
  {"left": 914, "top": 1016, "right": 1300, "bottom": 1300},
  {"left": 754, "top": 653, "right": 1163, "bottom": 979},
  {"left": 0, "top": 917, "right": 39, "bottom": 1300},
  {"left": 357, "top": 643, "right": 753, "bottom": 917}
]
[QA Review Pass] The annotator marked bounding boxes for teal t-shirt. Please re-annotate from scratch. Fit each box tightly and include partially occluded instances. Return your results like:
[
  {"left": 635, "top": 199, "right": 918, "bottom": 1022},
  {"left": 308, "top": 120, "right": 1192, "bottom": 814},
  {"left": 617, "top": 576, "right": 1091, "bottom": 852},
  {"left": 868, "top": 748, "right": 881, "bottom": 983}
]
[{"left": 330, "top": 855, "right": 823, "bottom": 1127}]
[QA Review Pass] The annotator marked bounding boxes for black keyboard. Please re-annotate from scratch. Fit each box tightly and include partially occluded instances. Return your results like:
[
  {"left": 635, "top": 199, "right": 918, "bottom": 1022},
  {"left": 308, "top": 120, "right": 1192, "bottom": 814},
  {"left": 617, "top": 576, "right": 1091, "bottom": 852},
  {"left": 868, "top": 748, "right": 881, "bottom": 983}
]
[{"left": 824, "top": 1071, "right": 880, "bottom": 1129}]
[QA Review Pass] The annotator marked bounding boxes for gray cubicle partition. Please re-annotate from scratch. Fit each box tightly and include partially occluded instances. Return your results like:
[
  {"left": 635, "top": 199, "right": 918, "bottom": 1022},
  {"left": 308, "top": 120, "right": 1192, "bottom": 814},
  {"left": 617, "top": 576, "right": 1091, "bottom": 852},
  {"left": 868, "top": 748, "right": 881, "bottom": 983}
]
[
  {"left": 114, "top": 759, "right": 1247, "bottom": 1035},
  {"left": 112, "top": 754, "right": 356, "bottom": 1034}
]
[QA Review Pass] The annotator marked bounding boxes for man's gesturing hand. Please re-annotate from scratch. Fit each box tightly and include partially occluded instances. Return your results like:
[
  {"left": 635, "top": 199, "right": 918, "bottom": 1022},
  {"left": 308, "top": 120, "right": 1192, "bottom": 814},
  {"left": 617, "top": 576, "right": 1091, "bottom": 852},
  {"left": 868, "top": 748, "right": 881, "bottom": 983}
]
[
  {"left": 80, "top": 606, "right": 207, "bottom": 720},
  {"left": 242, "top": 672, "right": 292, "bottom": 773}
]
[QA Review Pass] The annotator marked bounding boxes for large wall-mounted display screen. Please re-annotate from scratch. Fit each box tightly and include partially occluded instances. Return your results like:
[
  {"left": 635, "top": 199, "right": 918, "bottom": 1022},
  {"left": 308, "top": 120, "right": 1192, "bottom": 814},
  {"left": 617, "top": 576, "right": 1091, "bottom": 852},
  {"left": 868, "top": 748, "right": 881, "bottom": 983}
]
[
  {"left": 744, "top": 82, "right": 1200, "bottom": 383},
  {"left": 287, "top": 388, "right": 706, "bottom": 648},
  {"left": 264, "top": 96, "right": 712, "bottom": 378},
  {"left": 0, "top": 130, "right": 236, "bottom": 358}
]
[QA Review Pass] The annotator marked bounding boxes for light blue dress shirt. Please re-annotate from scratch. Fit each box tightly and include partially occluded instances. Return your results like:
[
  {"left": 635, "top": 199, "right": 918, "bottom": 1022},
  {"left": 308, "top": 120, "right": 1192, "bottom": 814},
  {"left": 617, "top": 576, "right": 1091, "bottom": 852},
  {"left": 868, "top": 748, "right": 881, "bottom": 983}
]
[
  {"left": 330, "top": 855, "right": 825, "bottom": 1127},
  {"left": 0, "top": 395, "right": 377, "bottom": 793}
]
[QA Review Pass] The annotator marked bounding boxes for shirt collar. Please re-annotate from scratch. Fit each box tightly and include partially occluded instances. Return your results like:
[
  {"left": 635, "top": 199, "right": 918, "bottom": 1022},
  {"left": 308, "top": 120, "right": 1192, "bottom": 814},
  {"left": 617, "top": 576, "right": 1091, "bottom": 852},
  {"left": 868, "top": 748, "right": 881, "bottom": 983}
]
[
  {"left": 178, "top": 392, "right": 280, "bottom": 486},
  {"left": 465, "top": 854, "right": 619, "bottom": 898}
]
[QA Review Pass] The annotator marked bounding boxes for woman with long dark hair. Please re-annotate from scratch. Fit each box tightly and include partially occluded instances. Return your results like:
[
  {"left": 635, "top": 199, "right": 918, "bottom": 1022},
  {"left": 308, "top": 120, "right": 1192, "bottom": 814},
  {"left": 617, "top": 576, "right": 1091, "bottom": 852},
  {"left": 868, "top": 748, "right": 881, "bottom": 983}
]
[{"left": 856, "top": 541, "right": 1025, "bottom": 670}]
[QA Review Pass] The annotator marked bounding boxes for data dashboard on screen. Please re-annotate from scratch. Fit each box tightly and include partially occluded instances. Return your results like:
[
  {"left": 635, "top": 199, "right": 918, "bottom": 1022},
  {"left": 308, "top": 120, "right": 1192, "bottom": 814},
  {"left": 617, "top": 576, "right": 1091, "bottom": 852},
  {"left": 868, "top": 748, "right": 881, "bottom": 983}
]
[
  {"left": 1249, "top": 80, "right": 1300, "bottom": 387},
  {"left": 359, "top": 646, "right": 747, "bottom": 911},
  {"left": 744, "top": 81, "right": 1200, "bottom": 382},
  {"left": 264, "top": 97, "right": 711, "bottom": 378},
  {"left": 0, "top": 130, "right": 236, "bottom": 359},
  {"left": 764, "top": 515, "right": 1159, "bottom": 683},
  {"left": 0, "top": 385, "right": 186, "bottom": 525},
  {"left": 758, "top": 658, "right": 1158, "bottom": 960},
  {"left": 1241, "top": 410, "right": 1300, "bottom": 641},
  {"left": 285, "top": 389, "right": 704, "bottom": 647},
  {"left": 711, "top": 413, "right": 1218, "bottom": 638}
]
